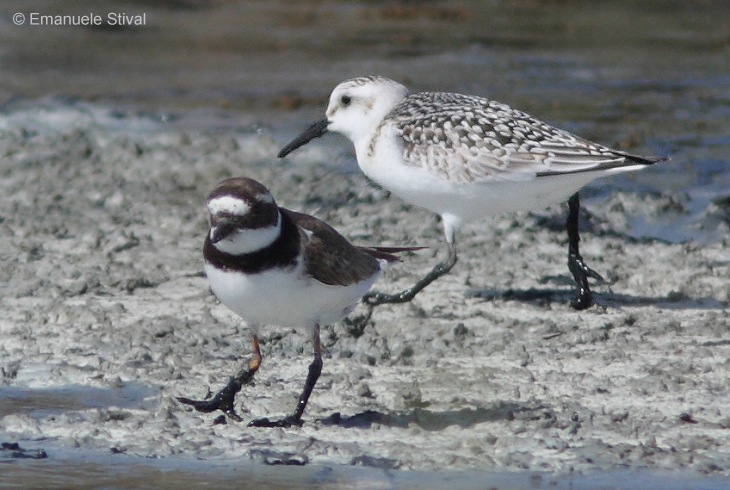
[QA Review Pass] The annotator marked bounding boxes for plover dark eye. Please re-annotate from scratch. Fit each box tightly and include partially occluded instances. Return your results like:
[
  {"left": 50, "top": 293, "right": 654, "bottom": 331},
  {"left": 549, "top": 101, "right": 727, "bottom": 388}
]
[{"left": 340, "top": 95, "right": 352, "bottom": 107}]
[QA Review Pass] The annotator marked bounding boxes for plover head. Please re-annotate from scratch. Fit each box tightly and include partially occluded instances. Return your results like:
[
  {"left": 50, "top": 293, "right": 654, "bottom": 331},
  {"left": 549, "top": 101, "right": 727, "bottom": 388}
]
[
  {"left": 277, "top": 76, "right": 408, "bottom": 158},
  {"left": 206, "top": 177, "right": 281, "bottom": 256}
]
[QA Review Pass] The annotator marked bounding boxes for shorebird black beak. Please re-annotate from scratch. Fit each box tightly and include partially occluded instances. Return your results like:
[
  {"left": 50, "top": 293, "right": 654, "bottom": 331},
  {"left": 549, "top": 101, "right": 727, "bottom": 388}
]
[
  {"left": 277, "top": 119, "right": 329, "bottom": 158},
  {"left": 211, "top": 218, "right": 236, "bottom": 244}
]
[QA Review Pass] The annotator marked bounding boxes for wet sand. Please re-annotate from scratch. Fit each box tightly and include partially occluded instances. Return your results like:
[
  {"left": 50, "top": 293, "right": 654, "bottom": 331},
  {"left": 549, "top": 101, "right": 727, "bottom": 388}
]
[
  {"left": 1, "top": 0, "right": 730, "bottom": 487},
  {"left": 0, "top": 101, "right": 729, "bottom": 487}
]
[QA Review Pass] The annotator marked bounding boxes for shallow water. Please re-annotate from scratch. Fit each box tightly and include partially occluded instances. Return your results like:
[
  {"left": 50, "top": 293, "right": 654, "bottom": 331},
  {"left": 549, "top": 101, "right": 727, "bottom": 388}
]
[
  {"left": 1, "top": 0, "right": 729, "bottom": 487},
  {"left": 0, "top": 384, "right": 157, "bottom": 420},
  {"left": 3, "top": 439, "right": 730, "bottom": 490}
]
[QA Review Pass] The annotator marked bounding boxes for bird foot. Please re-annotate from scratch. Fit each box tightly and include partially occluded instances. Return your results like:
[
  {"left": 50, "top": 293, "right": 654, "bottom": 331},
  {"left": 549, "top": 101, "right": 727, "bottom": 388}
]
[
  {"left": 568, "top": 253, "right": 605, "bottom": 310},
  {"left": 176, "top": 390, "right": 244, "bottom": 422},
  {"left": 362, "top": 289, "right": 411, "bottom": 305},
  {"left": 362, "top": 252, "right": 458, "bottom": 306},
  {"left": 177, "top": 373, "right": 249, "bottom": 422}
]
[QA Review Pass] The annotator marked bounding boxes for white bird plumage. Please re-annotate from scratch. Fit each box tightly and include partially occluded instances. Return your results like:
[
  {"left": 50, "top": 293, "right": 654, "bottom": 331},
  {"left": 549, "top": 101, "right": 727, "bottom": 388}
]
[
  {"left": 178, "top": 177, "right": 418, "bottom": 427},
  {"left": 279, "top": 76, "right": 666, "bottom": 309}
]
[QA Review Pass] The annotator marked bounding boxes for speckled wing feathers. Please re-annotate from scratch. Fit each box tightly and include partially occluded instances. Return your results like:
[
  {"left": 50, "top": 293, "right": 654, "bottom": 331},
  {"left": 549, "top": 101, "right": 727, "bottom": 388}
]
[{"left": 389, "top": 92, "right": 635, "bottom": 183}]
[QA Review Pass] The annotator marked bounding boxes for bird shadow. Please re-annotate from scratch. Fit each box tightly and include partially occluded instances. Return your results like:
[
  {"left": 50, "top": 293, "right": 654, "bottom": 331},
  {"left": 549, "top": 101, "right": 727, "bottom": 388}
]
[
  {"left": 316, "top": 400, "right": 550, "bottom": 431},
  {"left": 466, "top": 285, "right": 726, "bottom": 311}
]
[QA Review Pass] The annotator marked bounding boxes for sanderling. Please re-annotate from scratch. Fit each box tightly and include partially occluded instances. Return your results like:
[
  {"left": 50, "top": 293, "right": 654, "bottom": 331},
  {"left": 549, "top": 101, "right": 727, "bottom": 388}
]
[
  {"left": 177, "top": 177, "right": 419, "bottom": 427},
  {"left": 278, "top": 76, "right": 667, "bottom": 309}
]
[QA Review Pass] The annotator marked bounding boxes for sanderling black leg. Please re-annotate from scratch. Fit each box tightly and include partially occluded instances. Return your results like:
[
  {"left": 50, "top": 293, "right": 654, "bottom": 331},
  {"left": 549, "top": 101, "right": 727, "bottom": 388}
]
[
  {"left": 363, "top": 242, "right": 458, "bottom": 306},
  {"left": 249, "top": 325, "right": 323, "bottom": 428},
  {"left": 177, "top": 336, "right": 262, "bottom": 422},
  {"left": 566, "top": 193, "right": 604, "bottom": 310}
]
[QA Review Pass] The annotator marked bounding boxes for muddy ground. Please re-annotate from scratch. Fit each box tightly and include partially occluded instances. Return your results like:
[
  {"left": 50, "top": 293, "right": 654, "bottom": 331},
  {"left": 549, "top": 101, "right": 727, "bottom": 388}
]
[{"left": 0, "top": 101, "right": 729, "bottom": 480}]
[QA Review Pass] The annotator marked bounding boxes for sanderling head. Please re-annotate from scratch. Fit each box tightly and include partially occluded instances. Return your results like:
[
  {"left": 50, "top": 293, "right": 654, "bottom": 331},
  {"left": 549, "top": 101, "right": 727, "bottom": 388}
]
[
  {"left": 278, "top": 76, "right": 408, "bottom": 158},
  {"left": 326, "top": 76, "right": 409, "bottom": 141}
]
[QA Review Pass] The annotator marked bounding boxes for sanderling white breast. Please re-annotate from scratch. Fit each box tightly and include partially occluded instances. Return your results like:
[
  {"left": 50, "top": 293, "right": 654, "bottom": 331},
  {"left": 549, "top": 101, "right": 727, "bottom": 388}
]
[
  {"left": 278, "top": 76, "right": 667, "bottom": 309},
  {"left": 177, "top": 177, "right": 419, "bottom": 427}
]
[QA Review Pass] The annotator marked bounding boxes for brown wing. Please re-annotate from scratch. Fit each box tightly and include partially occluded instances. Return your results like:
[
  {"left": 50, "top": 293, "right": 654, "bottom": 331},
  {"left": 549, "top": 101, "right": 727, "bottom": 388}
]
[{"left": 282, "top": 209, "right": 382, "bottom": 287}]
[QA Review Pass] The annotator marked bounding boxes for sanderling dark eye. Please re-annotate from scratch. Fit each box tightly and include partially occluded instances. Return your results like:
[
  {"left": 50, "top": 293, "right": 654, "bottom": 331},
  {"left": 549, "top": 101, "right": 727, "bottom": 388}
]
[{"left": 340, "top": 95, "right": 352, "bottom": 106}]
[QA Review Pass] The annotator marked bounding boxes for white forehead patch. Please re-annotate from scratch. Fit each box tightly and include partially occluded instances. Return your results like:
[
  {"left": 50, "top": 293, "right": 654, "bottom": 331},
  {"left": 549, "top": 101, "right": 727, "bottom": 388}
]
[{"left": 208, "top": 196, "right": 250, "bottom": 216}]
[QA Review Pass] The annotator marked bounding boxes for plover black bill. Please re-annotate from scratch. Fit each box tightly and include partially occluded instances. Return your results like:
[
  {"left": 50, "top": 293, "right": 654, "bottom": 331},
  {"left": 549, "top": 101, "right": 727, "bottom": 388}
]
[
  {"left": 278, "top": 76, "right": 667, "bottom": 310},
  {"left": 177, "top": 177, "right": 420, "bottom": 427}
]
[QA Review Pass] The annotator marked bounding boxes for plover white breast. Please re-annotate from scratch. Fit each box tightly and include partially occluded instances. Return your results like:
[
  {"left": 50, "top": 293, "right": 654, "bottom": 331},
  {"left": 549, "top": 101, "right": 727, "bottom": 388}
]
[
  {"left": 178, "top": 177, "right": 418, "bottom": 427},
  {"left": 278, "top": 76, "right": 667, "bottom": 309}
]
